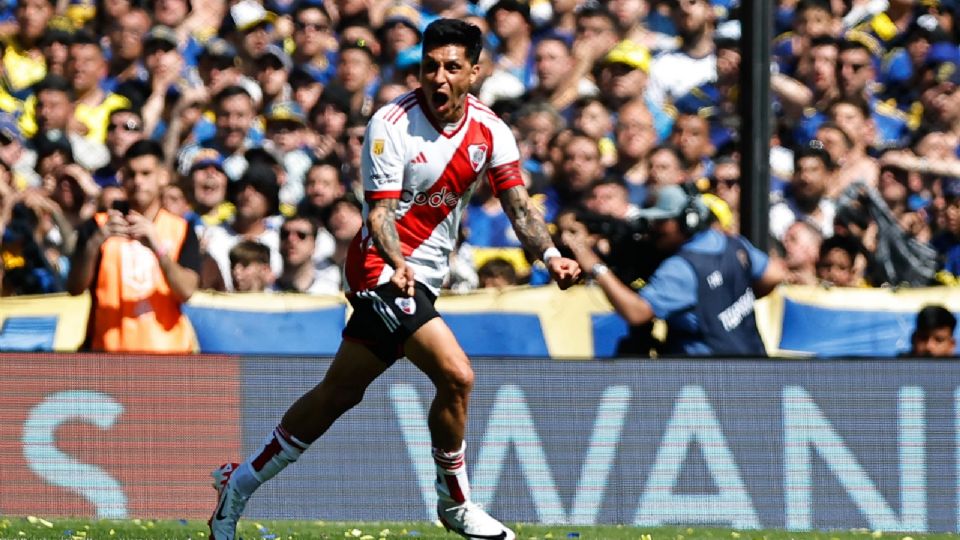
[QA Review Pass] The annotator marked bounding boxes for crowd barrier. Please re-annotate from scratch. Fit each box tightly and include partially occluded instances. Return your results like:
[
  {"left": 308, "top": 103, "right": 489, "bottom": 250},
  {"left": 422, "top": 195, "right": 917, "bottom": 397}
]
[
  {"left": 0, "top": 354, "right": 955, "bottom": 532},
  {"left": 2, "top": 285, "right": 960, "bottom": 357}
]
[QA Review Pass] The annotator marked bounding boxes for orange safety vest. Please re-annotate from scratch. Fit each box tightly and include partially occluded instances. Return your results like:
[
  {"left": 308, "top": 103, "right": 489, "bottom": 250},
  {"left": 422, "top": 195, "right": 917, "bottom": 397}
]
[{"left": 90, "top": 209, "right": 195, "bottom": 353}]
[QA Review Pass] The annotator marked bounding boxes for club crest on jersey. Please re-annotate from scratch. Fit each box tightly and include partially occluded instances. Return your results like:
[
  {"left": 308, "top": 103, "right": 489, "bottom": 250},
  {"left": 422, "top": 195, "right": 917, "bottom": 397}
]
[
  {"left": 395, "top": 296, "right": 417, "bottom": 315},
  {"left": 372, "top": 139, "right": 385, "bottom": 155},
  {"left": 467, "top": 143, "right": 488, "bottom": 172}
]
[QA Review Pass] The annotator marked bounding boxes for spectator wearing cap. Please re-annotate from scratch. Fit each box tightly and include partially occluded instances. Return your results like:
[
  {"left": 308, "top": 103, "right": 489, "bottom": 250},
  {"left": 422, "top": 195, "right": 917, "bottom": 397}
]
[
  {"left": 200, "top": 163, "right": 282, "bottom": 291},
  {"left": 907, "top": 304, "right": 958, "bottom": 357},
  {"left": 256, "top": 44, "right": 294, "bottom": 111},
  {"left": 486, "top": 0, "right": 534, "bottom": 88},
  {"left": 198, "top": 38, "right": 263, "bottom": 105},
  {"left": 379, "top": 3, "right": 422, "bottom": 72},
  {"left": 264, "top": 100, "right": 313, "bottom": 207},
  {"left": 770, "top": 141, "right": 838, "bottom": 242},
  {"left": 598, "top": 39, "right": 676, "bottom": 141},
  {"left": 291, "top": 0, "right": 337, "bottom": 86},
  {"left": 106, "top": 9, "right": 151, "bottom": 86},
  {"left": 392, "top": 43, "right": 424, "bottom": 90},
  {"left": 66, "top": 33, "right": 132, "bottom": 144},
  {"left": 26, "top": 75, "right": 109, "bottom": 171},
  {"left": 178, "top": 85, "right": 261, "bottom": 181},
  {"left": 184, "top": 148, "right": 233, "bottom": 236},
  {"left": 229, "top": 0, "right": 277, "bottom": 73},
  {"left": 563, "top": 183, "right": 785, "bottom": 356},
  {"left": 93, "top": 108, "right": 146, "bottom": 188},
  {"left": 333, "top": 38, "right": 380, "bottom": 118},
  {"left": 522, "top": 34, "right": 593, "bottom": 115},
  {"left": 646, "top": 0, "right": 717, "bottom": 108},
  {"left": 5, "top": 0, "right": 54, "bottom": 94}
]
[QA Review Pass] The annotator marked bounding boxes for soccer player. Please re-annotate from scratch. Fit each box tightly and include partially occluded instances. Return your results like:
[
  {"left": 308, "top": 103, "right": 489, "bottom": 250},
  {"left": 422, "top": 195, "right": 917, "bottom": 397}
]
[{"left": 208, "top": 18, "right": 581, "bottom": 540}]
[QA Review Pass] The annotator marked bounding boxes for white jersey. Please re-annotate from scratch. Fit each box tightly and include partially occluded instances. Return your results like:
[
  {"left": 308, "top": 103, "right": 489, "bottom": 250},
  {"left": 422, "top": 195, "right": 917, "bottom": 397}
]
[{"left": 345, "top": 90, "right": 523, "bottom": 295}]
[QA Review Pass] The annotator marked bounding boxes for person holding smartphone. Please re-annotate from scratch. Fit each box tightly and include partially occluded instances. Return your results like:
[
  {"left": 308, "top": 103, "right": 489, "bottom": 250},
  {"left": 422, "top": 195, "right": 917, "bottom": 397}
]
[{"left": 66, "top": 139, "right": 202, "bottom": 353}]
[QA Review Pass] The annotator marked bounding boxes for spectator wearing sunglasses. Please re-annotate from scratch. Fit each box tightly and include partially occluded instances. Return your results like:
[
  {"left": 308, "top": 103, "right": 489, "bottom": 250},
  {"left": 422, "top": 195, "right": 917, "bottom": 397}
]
[
  {"left": 271, "top": 214, "right": 339, "bottom": 294},
  {"left": 291, "top": 0, "right": 337, "bottom": 86},
  {"left": 93, "top": 108, "right": 145, "bottom": 188}
]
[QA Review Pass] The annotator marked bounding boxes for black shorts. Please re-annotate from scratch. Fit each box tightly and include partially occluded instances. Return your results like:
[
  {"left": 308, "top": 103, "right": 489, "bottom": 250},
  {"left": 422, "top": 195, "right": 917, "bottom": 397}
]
[{"left": 342, "top": 282, "right": 440, "bottom": 364}]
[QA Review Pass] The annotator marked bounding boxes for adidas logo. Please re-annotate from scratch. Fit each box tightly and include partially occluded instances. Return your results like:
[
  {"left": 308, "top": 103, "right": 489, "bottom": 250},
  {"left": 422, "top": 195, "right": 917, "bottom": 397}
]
[{"left": 410, "top": 152, "right": 428, "bottom": 164}]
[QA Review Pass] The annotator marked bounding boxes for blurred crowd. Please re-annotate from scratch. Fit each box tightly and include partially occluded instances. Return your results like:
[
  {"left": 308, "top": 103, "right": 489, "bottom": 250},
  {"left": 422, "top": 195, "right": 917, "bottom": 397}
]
[{"left": 2, "top": 0, "right": 960, "bottom": 298}]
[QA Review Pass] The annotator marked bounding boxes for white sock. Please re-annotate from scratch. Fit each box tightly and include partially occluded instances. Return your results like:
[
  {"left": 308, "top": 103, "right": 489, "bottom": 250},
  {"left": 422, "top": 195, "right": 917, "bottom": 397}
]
[
  {"left": 434, "top": 441, "right": 471, "bottom": 504},
  {"left": 233, "top": 425, "right": 309, "bottom": 496}
]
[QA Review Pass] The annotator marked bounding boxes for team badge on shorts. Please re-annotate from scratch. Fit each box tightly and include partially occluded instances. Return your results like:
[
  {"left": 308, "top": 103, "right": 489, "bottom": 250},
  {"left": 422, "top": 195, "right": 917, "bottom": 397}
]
[
  {"left": 468, "top": 143, "right": 488, "bottom": 172},
  {"left": 395, "top": 296, "right": 417, "bottom": 315}
]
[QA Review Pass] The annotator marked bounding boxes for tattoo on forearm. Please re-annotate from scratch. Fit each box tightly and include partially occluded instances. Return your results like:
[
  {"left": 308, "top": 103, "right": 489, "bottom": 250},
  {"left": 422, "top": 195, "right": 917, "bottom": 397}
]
[
  {"left": 369, "top": 199, "right": 405, "bottom": 267},
  {"left": 502, "top": 186, "right": 553, "bottom": 256}
]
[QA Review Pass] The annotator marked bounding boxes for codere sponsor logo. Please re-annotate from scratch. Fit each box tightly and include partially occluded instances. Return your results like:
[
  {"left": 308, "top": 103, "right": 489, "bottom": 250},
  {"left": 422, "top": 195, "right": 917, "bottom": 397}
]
[{"left": 401, "top": 187, "right": 461, "bottom": 208}]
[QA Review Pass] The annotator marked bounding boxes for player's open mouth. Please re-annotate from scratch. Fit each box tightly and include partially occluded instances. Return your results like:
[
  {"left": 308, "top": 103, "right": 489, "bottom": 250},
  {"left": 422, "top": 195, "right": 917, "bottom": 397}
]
[{"left": 432, "top": 92, "right": 449, "bottom": 109}]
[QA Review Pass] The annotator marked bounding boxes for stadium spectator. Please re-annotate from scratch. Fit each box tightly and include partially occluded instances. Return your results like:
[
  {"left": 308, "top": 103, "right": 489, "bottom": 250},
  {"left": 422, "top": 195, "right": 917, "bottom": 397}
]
[
  {"left": 646, "top": 0, "right": 716, "bottom": 108},
  {"left": 229, "top": 239, "right": 273, "bottom": 292},
  {"left": 207, "top": 19, "right": 580, "bottom": 540},
  {"left": 564, "top": 183, "right": 785, "bottom": 356},
  {"left": 291, "top": 0, "right": 337, "bottom": 85},
  {"left": 477, "top": 256, "right": 518, "bottom": 289},
  {"left": 486, "top": 0, "right": 534, "bottom": 90},
  {"left": 178, "top": 85, "right": 259, "bottom": 180},
  {"left": 271, "top": 215, "right": 338, "bottom": 294},
  {"left": 907, "top": 304, "right": 958, "bottom": 357},
  {"left": 541, "top": 131, "right": 606, "bottom": 222},
  {"left": 646, "top": 144, "right": 687, "bottom": 189},
  {"left": 332, "top": 38, "right": 380, "bottom": 118},
  {"left": 816, "top": 233, "right": 863, "bottom": 287},
  {"left": 107, "top": 8, "right": 151, "bottom": 86},
  {"left": 93, "top": 108, "right": 145, "bottom": 188},
  {"left": 66, "top": 139, "right": 200, "bottom": 352},
  {"left": 6, "top": 0, "right": 54, "bottom": 94},
  {"left": 780, "top": 220, "right": 823, "bottom": 286},
  {"left": 256, "top": 45, "right": 294, "bottom": 112},
  {"left": 770, "top": 140, "right": 838, "bottom": 241},
  {"left": 67, "top": 32, "right": 131, "bottom": 144},
  {"left": 524, "top": 34, "right": 586, "bottom": 115},
  {"left": 28, "top": 75, "right": 110, "bottom": 171},
  {"left": 200, "top": 163, "right": 282, "bottom": 291}
]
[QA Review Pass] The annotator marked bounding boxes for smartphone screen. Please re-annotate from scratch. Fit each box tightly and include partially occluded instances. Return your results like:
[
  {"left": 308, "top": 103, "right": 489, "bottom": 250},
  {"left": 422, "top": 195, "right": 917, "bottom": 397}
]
[{"left": 111, "top": 200, "right": 130, "bottom": 215}]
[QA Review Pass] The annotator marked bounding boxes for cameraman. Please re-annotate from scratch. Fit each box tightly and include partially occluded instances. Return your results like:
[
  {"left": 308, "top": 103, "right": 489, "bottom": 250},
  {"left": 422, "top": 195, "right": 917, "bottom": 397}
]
[{"left": 564, "top": 184, "right": 785, "bottom": 356}]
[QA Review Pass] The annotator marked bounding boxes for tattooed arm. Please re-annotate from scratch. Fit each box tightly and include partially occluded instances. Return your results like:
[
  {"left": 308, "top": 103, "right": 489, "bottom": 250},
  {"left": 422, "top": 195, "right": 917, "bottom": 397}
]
[
  {"left": 367, "top": 197, "right": 415, "bottom": 296},
  {"left": 499, "top": 185, "right": 582, "bottom": 289},
  {"left": 499, "top": 185, "right": 554, "bottom": 257}
]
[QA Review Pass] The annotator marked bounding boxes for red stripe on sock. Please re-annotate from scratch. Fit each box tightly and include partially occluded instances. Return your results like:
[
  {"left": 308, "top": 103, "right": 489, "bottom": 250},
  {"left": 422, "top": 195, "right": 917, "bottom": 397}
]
[
  {"left": 251, "top": 435, "right": 282, "bottom": 473},
  {"left": 276, "top": 426, "right": 308, "bottom": 451},
  {"left": 444, "top": 474, "right": 466, "bottom": 503}
]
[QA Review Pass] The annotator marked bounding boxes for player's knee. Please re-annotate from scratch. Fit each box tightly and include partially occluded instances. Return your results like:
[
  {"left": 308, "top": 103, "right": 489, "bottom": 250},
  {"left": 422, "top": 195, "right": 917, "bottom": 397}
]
[{"left": 439, "top": 358, "right": 474, "bottom": 396}]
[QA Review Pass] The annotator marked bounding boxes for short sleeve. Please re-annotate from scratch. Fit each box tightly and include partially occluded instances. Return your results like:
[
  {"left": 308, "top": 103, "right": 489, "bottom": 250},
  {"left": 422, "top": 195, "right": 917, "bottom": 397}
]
[
  {"left": 360, "top": 116, "right": 405, "bottom": 200},
  {"left": 485, "top": 118, "right": 523, "bottom": 195},
  {"left": 735, "top": 236, "right": 770, "bottom": 281},
  {"left": 639, "top": 256, "right": 699, "bottom": 320}
]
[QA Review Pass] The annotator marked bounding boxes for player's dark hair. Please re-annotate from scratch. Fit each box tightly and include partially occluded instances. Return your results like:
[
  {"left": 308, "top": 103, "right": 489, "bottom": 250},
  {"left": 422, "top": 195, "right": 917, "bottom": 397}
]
[
  {"left": 123, "top": 139, "right": 165, "bottom": 164},
  {"left": 422, "top": 19, "right": 482, "bottom": 65}
]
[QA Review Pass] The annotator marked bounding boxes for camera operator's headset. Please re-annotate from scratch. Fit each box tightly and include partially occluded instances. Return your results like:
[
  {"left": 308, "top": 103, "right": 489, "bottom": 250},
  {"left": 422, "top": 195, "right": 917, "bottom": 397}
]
[{"left": 678, "top": 182, "right": 712, "bottom": 236}]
